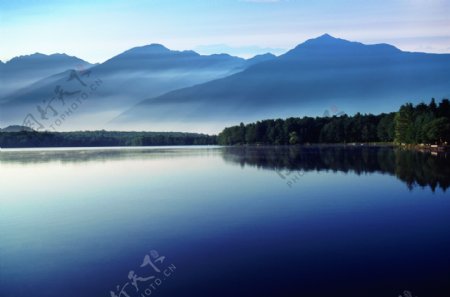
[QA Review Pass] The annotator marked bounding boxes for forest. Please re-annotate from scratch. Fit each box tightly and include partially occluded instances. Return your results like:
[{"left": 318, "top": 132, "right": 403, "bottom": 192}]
[
  {"left": 1, "top": 99, "right": 449, "bottom": 148},
  {"left": 218, "top": 99, "right": 450, "bottom": 145},
  {"left": 0, "top": 131, "right": 216, "bottom": 148}
]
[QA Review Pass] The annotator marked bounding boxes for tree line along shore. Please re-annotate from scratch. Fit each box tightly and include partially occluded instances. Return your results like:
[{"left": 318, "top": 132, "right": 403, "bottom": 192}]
[
  {"left": 0, "top": 99, "right": 449, "bottom": 149},
  {"left": 0, "top": 131, "right": 217, "bottom": 148},
  {"left": 217, "top": 98, "right": 450, "bottom": 149}
]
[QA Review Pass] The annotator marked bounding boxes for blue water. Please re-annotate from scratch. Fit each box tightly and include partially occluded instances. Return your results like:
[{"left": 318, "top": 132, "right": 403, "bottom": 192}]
[{"left": 0, "top": 146, "right": 449, "bottom": 297}]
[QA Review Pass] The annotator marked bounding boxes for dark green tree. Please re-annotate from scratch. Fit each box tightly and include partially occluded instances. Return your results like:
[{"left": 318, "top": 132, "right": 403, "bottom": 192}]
[{"left": 395, "top": 103, "right": 415, "bottom": 143}]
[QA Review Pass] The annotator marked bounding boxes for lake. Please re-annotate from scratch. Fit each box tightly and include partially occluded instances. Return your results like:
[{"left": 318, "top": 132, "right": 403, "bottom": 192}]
[{"left": 0, "top": 146, "right": 449, "bottom": 297}]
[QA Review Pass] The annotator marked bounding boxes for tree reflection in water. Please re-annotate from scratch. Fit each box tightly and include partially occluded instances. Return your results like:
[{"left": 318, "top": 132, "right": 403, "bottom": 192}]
[{"left": 221, "top": 146, "right": 450, "bottom": 192}]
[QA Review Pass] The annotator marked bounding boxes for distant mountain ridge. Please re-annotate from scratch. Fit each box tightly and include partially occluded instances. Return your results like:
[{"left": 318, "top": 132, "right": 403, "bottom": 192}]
[
  {"left": 283, "top": 34, "right": 401, "bottom": 57},
  {"left": 111, "top": 34, "right": 450, "bottom": 132},
  {"left": 97, "top": 43, "right": 247, "bottom": 70},
  {"left": 0, "top": 44, "right": 260, "bottom": 130},
  {"left": 0, "top": 125, "right": 34, "bottom": 132},
  {"left": 1, "top": 34, "right": 449, "bottom": 133},
  {"left": 0, "top": 53, "right": 93, "bottom": 99}
]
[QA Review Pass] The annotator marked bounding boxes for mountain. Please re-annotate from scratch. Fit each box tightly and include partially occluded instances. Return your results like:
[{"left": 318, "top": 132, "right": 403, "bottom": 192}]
[
  {"left": 87, "top": 43, "right": 248, "bottom": 108},
  {"left": 3, "top": 35, "right": 449, "bottom": 133},
  {"left": 245, "top": 53, "right": 276, "bottom": 66},
  {"left": 0, "top": 125, "right": 34, "bottom": 132},
  {"left": 0, "top": 44, "right": 250, "bottom": 130},
  {"left": 0, "top": 53, "right": 93, "bottom": 99},
  {"left": 112, "top": 34, "right": 450, "bottom": 133}
]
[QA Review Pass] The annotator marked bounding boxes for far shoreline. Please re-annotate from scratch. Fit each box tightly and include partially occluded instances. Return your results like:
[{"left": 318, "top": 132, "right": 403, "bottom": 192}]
[{"left": 1, "top": 141, "right": 448, "bottom": 153}]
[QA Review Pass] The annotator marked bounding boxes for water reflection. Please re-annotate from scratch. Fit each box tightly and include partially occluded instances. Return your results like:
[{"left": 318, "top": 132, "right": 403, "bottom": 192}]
[
  {"left": 221, "top": 146, "right": 450, "bottom": 191},
  {"left": 1, "top": 145, "right": 449, "bottom": 191},
  {"left": 0, "top": 146, "right": 221, "bottom": 164},
  {"left": 1, "top": 145, "right": 449, "bottom": 297}
]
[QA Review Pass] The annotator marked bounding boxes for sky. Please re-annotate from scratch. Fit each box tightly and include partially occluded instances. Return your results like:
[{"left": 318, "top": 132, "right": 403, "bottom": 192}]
[{"left": 1, "top": 0, "right": 449, "bottom": 63}]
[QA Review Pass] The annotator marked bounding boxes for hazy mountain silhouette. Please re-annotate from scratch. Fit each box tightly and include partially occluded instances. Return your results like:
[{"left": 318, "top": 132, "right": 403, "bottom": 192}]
[
  {"left": 245, "top": 53, "right": 276, "bottom": 66},
  {"left": 112, "top": 34, "right": 450, "bottom": 132},
  {"left": 0, "top": 53, "right": 93, "bottom": 99},
  {"left": 0, "top": 44, "right": 250, "bottom": 129},
  {"left": 2, "top": 35, "right": 449, "bottom": 132},
  {"left": 0, "top": 125, "right": 34, "bottom": 132}
]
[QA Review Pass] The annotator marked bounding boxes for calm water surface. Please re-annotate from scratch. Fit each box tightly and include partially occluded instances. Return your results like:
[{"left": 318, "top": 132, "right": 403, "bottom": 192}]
[{"left": 0, "top": 146, "right": 449, "bottom": 297}]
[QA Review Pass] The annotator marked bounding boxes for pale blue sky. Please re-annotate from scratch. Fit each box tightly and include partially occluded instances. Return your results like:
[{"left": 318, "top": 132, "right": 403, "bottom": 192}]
[{"left": 1, "top": 0, "right": 449, "bottom": 63}]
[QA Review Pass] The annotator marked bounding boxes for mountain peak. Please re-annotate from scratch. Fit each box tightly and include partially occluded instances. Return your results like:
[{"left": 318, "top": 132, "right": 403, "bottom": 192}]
[
  {"left": 5, "top": 52, "right": 90, "bottom": 65},
  {"left": 124, "top": 43, "right": 172, "bottom": 55},
  {"left": 144, "top": 43, "right": 171, "bottom": 52},
  {"left": 305, "top": 33, "right": 348, "bottom": 45},
  {"left": 282, "top": 34, "right": 401, "bottom": 59},
  {"left": 7, "top": 53, "right": 48, "bottom": 63},
  {"left": 317, "top": 33, "right": 335, "bottom": 40},
  {"left": 0, "top": 125, "right": 34, "bottom": 132}
]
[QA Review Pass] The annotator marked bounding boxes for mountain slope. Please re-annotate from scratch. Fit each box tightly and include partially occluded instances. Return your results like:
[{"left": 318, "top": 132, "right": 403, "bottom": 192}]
[
  {"left": 112, "top": 34, "right": 450, "bottom": 132},
  {"left": 0, "top": 45, "right": 250, "bottom": 130},
  {"left": 0, "top": 53, "right": 93, "bottom": 99},
  {"left": 0, "top": 125, "right": 34, "bottom": 132}
]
